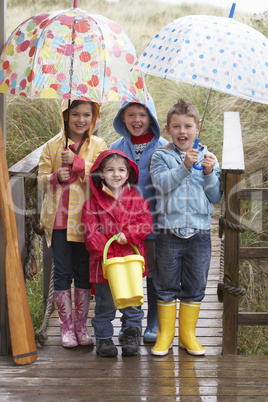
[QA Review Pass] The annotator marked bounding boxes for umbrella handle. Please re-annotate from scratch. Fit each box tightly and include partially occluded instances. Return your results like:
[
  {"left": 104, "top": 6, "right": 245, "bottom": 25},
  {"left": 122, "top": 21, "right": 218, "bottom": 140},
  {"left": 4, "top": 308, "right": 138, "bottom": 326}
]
[{"left": 193, "top": 138, "right": 205, "bottom": 171}]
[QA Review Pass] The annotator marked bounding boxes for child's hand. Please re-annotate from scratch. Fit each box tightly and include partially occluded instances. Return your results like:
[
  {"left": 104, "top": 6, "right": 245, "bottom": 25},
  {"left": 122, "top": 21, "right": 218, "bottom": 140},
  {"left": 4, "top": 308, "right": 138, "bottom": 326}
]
[
  {"left": 61, "top": 149, "right": 74, "bottom": 166},
  {"left": 58, "top": 167, "right": 71, "bottom": 182},
  {"left": 184, "top": 148, "right": 198, "bottom": 170},
  {"left": 202, "top": 154, "right": 216, "bottom": 175},
  {"left": 116, "top": 232, "right": 127, "bottom": 245}
]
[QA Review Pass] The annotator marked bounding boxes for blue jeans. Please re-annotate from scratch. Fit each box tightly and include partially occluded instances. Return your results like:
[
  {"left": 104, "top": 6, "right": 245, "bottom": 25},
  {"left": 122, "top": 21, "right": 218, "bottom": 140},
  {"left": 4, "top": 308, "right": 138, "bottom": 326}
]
[
  {"left": 92, "top": 283, "right": 144, "bottom": 339},
  {"left": 153, "top": 230, "right": 211, "bottom": 303},
  {"left": 52, "top": 229, "right": 91, "bottom": 291}
]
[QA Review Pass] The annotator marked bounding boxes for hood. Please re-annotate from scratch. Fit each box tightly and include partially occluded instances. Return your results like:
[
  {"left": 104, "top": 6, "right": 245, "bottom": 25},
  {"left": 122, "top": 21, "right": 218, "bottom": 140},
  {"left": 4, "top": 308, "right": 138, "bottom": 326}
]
[
  {"left": 113, "top": 93, "right": 161, "bottom": 140},
  {"left": 61, "top": 97, "right": 101, "bottom": 137},
  {"left": 89, "top": 149, "right": 139, "bottom": 198}
]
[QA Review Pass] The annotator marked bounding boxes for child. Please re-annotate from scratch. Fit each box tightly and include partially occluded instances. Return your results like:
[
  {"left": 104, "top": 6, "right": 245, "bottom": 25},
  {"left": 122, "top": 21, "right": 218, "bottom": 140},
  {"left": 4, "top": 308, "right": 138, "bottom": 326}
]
[
  {"left": 81, "top": 150, "right": 153, "bottom": 357},
  {"left": 38, "top": 98, "right": 107, "bottom": 348},
  {"left": 149, "top": 99, "right": 221, "bottom": 356},
  {"left": 111, "top": 94, "right": 168, "bottom": 343}
]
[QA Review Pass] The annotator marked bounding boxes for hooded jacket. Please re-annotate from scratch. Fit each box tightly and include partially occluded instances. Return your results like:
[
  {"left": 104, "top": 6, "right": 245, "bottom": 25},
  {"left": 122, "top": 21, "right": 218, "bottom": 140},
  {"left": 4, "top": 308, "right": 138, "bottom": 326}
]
[
  {"left": 149, "top": 142, "right": 222, "bottom": 230},
  {"left": 38, "top": 101, "right": 107, "bottom": 247},
  {"left": 81, "top": 149, "right": 153, "bottom": 284},
  {"left": 111, "top": 95, "right": 168, "bottom": 239}
]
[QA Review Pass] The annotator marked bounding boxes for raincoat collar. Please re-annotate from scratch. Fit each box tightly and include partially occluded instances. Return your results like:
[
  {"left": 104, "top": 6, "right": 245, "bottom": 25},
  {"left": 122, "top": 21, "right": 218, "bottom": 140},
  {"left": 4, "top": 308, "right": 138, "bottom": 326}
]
[{"left": 113, "top": 94, "right": 161, "bottom": 140}]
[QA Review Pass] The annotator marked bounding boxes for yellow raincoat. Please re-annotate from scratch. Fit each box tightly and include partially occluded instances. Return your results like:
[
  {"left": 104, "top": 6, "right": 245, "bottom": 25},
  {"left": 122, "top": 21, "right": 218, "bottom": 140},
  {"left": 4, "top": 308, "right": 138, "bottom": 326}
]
[{"left": 38, "top": 101, "right": 107, "bottom": 247}]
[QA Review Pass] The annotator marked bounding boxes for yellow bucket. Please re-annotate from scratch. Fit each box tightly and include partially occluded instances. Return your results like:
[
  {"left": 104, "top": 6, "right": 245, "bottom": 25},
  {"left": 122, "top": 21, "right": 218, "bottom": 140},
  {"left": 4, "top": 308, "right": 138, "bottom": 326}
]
[{"left": 102, "top": 235, "right": 145, "bottom": 309}]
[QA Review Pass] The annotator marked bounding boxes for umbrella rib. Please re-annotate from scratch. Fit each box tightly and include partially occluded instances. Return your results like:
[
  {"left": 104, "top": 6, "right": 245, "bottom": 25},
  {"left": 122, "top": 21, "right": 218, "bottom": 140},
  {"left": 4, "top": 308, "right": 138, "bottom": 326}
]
[
  {"left": 91, "top": 19, "right": 106, "bottom": 102},
  {"left": 65, "top": 17, "right": 77, "bottom": 149}
]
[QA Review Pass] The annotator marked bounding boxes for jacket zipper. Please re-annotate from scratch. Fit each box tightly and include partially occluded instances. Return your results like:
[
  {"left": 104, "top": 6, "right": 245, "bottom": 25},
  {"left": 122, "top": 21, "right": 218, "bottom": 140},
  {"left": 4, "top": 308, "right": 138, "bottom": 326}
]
[
  {"left": 186, "top": 177, "right": 189, "bottom": 227},
  {"left": 96, "top": 260, "right": 99, "bottom": 283}
]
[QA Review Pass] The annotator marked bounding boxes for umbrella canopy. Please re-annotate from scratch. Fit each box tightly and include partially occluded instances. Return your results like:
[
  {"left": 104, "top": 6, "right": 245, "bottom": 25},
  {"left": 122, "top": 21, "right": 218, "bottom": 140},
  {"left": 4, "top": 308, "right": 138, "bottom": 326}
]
[
  {"left": 138, "top": 14, "right": 268, "bottom": 105},
  {"left": 0, "top": 7, "right": 147, "bottom": 104}
]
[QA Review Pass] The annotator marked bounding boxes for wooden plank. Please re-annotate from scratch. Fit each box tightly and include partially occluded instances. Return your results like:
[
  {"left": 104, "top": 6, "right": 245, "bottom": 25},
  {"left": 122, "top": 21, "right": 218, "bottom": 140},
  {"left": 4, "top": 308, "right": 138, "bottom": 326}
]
[
  {"left": 240, "top": 247, "right": 268, "bottom": 260},
  {"left": 46, "top": 326, "right": 222, "bottom": 338},
  {"left": 238, "top": 312, "right": 268, "bottom": 326},
  {"left": 1, "top": 371, "right": 268, "bottom": 398},
  {"left": 222, "top": 112, "right": 245, "bottom": 172},
  {"left": 8, "top": 143, "right": 45, "bottom": 177},
  {"left": 2, "top": 348, "right": 268, "bottom": 400},
  {"left": 240, "top": 188, "right": 268, "bottom": 201}
]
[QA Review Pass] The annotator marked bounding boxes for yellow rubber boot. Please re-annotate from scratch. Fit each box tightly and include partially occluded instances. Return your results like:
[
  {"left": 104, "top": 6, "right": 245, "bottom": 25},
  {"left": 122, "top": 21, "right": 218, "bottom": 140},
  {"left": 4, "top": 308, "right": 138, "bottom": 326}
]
[
  {"left": 151, "top": 300, "right": 177, "bottom": 356},
  {"left": 179, "top": 301, "right": 205, "bottom": 356}
]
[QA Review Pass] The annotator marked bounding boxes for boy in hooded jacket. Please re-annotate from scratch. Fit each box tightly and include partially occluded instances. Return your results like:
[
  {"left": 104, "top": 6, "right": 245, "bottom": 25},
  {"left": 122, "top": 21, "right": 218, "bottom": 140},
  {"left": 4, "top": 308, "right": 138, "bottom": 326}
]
[
  {"left": 82, "top": 150, "right": 153, "bottom": 357},
  {"left": 111, "top": 94, "right": 168, "bottom": 343},
  {"left": 38, "top": 98, "right": 107, "bottom": 348}
]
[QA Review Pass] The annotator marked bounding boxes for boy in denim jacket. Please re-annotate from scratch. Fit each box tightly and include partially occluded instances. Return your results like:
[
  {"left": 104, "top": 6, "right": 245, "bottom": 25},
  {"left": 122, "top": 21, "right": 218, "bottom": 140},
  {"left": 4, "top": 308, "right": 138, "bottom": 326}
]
[{"left": 149, "top": 99, "right": 221, "bottom": 356}]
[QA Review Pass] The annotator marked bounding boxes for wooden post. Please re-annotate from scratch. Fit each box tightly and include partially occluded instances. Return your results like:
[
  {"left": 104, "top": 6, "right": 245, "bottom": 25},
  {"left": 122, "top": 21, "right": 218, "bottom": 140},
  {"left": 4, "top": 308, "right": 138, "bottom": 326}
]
[
  {"left": 222, "top": 173, "right": 241, "bottom": 354},
  {"left": 0, "top": 0, "right": 7, "bottom": 357},
  {"left": 9, "top": 144, "right": 52, "bottom": 316},
  {"left": 221, "top": 112, "right": 245, "bottom": 355}
]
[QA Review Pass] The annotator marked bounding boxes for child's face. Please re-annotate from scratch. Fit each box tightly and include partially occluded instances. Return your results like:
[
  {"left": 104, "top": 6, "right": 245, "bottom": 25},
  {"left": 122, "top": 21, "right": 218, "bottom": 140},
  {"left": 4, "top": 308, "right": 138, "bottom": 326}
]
[
  {"left": 65, "top": 103, "right": 93, "bottom": 142},
  {"left": 166, "top": 114, "right": 200, "bottom": 152},
  {"left": 99, "top": 158, "right": 129, "bottom": 195},
  {"left": 122, "top": 105, "right": 151, "bottom": 137}
]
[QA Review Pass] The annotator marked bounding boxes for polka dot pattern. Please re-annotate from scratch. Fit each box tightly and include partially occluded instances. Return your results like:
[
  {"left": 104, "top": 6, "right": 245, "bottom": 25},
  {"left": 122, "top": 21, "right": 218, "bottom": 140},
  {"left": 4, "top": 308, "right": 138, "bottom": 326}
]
[
  {"left": 138, "top": 15, "right": 268, "bottom": 104},
  {"left": 0, "top": 8, "right": 147, "bottom": 104}
]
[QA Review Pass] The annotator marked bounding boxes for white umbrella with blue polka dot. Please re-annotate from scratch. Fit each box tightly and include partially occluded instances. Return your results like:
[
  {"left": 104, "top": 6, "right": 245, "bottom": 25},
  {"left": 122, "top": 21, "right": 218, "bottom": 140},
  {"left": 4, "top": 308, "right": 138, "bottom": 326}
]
[{"left": 138, "top": 14, "right": 268, "bottom": 105}]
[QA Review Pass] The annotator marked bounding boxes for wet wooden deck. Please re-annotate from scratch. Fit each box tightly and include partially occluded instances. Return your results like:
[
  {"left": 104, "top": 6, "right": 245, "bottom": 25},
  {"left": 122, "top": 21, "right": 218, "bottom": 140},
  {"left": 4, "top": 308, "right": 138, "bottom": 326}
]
[{"left": 1, "top": 214, "right": 268, "bottom": 401}]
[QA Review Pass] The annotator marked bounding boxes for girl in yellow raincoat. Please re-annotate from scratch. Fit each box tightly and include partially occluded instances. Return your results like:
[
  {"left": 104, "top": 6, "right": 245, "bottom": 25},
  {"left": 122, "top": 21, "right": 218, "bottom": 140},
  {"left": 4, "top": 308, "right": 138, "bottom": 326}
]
[{"left": 38, "top": 98, "right": 107, "bottom": 348}]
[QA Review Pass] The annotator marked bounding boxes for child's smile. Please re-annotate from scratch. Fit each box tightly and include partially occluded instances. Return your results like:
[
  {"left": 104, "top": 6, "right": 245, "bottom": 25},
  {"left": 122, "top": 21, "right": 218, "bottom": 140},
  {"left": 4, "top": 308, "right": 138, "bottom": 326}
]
[
  {"left": 122, "top": 104, "right": 151, "bottom": 137},
  {"left": 66, "top": 103, "right": 94, "bottom": 143},
  {"left": 99, "top": 158, "right": 129, "bottom": 197},
  {"left": 166, "top": 114, "right": 200, "bottom": 152}
]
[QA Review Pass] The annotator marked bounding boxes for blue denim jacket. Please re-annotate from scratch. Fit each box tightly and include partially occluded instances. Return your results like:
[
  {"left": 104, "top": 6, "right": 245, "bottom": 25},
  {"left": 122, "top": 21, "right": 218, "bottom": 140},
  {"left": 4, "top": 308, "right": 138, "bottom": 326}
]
[{"left": 149, "top": 142, "right": 221, "bottom": 230}]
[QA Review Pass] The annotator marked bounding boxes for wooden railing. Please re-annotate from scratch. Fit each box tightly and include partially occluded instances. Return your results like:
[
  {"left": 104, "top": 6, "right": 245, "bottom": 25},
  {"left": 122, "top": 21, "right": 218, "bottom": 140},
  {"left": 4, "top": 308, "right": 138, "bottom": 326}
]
[
  {"left": 220, "top": 112, "right": 268, "bottom": 355},
  {"left": 238, "top": 188, "right": 268, "bottom": 328}
]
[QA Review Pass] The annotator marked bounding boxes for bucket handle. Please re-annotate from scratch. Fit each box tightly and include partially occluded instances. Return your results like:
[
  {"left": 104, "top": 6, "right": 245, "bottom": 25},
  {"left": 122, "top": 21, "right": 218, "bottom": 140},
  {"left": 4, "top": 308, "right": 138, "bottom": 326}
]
[{"left": 103, "top": 234, "right": 141, "bottom": 265}]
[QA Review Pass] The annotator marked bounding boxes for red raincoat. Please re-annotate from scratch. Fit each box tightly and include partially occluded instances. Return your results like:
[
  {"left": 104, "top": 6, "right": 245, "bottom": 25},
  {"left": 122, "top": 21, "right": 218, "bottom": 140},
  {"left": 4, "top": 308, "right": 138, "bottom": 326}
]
[{"left": 82, "top": 150, "right": 153, "bottom": 284}]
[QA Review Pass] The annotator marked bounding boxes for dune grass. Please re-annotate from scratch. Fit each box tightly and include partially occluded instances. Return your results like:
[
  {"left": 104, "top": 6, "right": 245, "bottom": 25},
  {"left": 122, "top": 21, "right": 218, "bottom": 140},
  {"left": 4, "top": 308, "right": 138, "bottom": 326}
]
[{"left": 4, "top": 0, "right": 268, "bottom": 352}]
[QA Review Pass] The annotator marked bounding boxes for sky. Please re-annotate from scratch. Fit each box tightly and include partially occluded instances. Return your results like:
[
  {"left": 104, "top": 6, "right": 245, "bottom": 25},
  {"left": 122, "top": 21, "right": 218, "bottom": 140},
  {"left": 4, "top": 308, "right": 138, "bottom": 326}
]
[
  {"left": 157, "top": 0, "right": 268, "bottom": 14},
  {"left": 108, "top": 0, "right": 267, "bottom": 15}
]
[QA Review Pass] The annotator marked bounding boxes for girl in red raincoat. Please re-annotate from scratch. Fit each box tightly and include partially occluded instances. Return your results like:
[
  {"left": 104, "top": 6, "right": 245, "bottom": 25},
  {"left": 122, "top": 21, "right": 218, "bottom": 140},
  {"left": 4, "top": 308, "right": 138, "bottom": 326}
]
[{"left": 82, "top": 150, "right": 153, "bottom": 357}]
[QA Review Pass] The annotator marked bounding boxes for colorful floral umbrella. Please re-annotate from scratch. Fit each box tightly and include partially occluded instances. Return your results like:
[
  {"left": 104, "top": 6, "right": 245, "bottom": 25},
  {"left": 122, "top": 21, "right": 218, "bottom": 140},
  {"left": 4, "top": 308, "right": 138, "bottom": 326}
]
[
  {"left": 0, "top": 3, "right": 147, "bottom": 104},
  {"left": 138, "top": 13, "right": 268, "bottom": 105}
]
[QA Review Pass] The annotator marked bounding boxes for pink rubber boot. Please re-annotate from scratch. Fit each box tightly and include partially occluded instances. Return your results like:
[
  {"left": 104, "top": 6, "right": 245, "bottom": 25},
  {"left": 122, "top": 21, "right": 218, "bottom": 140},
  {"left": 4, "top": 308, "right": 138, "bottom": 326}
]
[
  {"left": 54, "top": 289, "right": 78, "bottom": 348},
  {"left": 74, "top": 288, "right": 94, "bottom": 346}
]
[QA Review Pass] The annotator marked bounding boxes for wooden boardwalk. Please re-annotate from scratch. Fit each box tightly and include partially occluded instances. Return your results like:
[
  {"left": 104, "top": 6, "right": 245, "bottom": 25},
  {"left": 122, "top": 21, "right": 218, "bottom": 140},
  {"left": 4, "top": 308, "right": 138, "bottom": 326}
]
[{"left": 1, "top": 214, "right": 268, "bottom": 401}]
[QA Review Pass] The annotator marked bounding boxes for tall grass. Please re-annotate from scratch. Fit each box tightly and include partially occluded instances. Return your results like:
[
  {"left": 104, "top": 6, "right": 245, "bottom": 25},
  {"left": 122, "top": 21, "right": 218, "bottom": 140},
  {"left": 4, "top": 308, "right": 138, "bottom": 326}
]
[
  {"left": 6, "top": 97, "right": 61, "bottom": 167},
  {"left": 25, "top": 237, "right": 44, "bottom": 333},
  {"left": 4, "top": 0, "right": 268, "bottom": 350}
]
